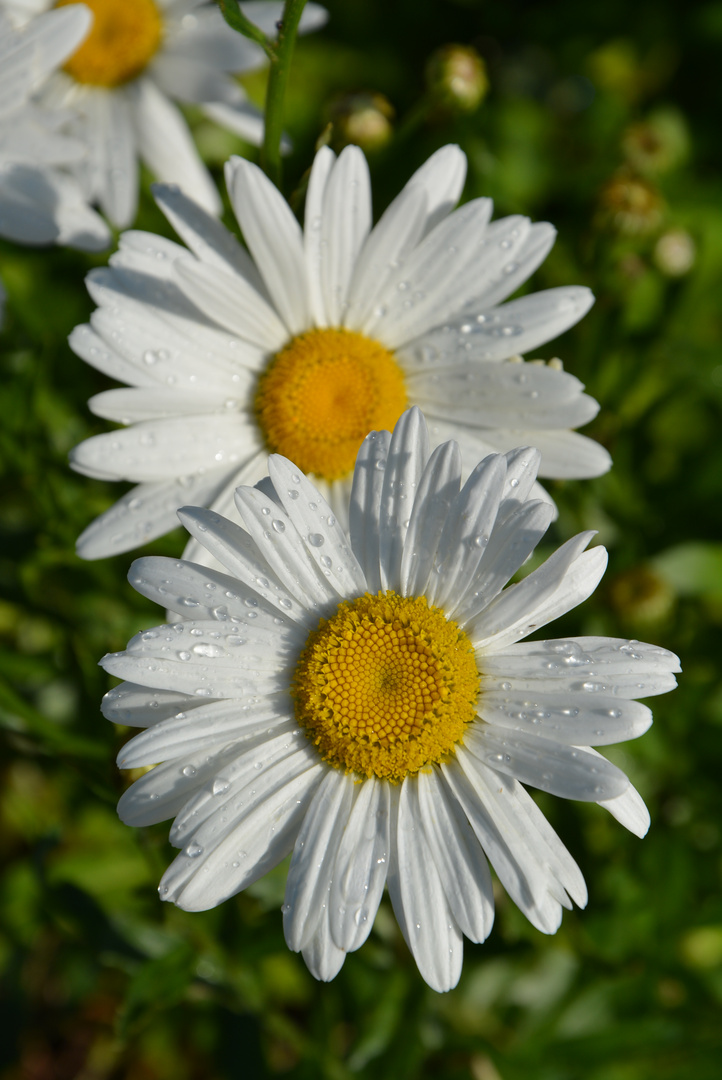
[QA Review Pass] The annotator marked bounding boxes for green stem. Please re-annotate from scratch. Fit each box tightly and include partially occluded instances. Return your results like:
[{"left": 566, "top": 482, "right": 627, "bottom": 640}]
[
  {"left": 217, "top": 0, "right": 273, "bottom": 57},
  {"left": 260, "top": 0, "right": 308, "bottom": 188}
]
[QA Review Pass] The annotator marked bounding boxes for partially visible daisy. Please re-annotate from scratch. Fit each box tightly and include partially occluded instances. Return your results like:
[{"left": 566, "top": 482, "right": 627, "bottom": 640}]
[
  {"left": 1, "top": 0, "right": 327, "bottom": 227},
  {"left": 102, "top": 408, "right": 679, "bottom": 992},
  {"left": 0, "top": 5, "right": 110, "bottom": 250},
  {"left": 70, "top": 143, "right": 611, "bottom": 559}
]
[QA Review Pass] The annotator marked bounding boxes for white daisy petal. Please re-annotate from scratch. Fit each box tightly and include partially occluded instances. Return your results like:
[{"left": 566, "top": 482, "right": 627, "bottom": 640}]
[
  {"left": 469, "top": 533, "right": 604, "bottom": 649},
  {"left": 118, "top": 701, "right": 295, "bottom": 768},
  {"left": 166, "top": 730, "right": 310, "bottom": 849},
  {"left": 162, "top": 758, "right": 323, "bottom": 912},
  {"left": 451, "top": 499, "right": 555, "bottom": 623},
  {"left": 319, "top": 145, "right": 373, "bottom": 326},
  {"left": 597, "top": 773, "right": 651, "bottom": 837},
  {"left": 225, "top": 155, "right": 310, "bottom": 334},
  {"left": 6, "top": 5, "right": 91, "bottom": 90},
  {"left": 407, "top": 143, "right": 468, "bottom": 236},
  {"left": 122, "top": 615, "right": 299, "bottom": 669},
  {"left": 463, "top": 724, "right": 629, "bottom": 801},
  {"left": 416, "top": 768, "right": 494, "bottom": 943},
  {"left": 304, "top": 144, "right": 336, "bottom": 326},
  {"left": 378, "top": 406, "right": 430, "bottom": 593},
  {"left": 364, "top": 198, "right": 494, "bottom": 348},
  {"left": 233, "top": 485, "right": 339, "bottom": 609},
  {"left": 70, "top": 414, "right": 258, "bottom": 483},
  {"left": 111, "top": 229, "right": 189, "bottom": 276},
  {"left": 75, "top": 470, "right": 235, "bottom": 560},
  {"left": 480, "top": 637, "right": 680, "bottom": 697},
  {"left": 150, "top": 52, "right": 236, "bottom": 105},
  {"left": 176, "top": 467, "right": 257, "bottom": 571},
  {"left": 174, "top": 256, "right": 288, "bottom": 351},
  {"left": 101, "top": 642, "right": 290, "bottom": 700},
  {"left": 498, "top": 447, "right": 544, "bottom": 510},
  {"left": 284, "top": 769, "right": 355, "bottom": 950},
  {"left": 411, "top": 361, "right": 599, "bottom": 430},
  {"left": 201, "top": 97, "right": 268, "bottom": 146},
  {"left": 94, "top": 261, "right": 194, "bottom": 318},
  {"left": 348, "top": 428, "right": 391, "bottom": 593},
  {"left": 176, "top": 505, "right": 311, "bottom": 622},
  {"left": 102, "top": 681, "right": 201, "bottom": 728},
  {"left": 477, "top": 689, "right": 652, "bottom": 745},
  {"left": 117, "top": 740, "right": 238, "bottom": 828},
  {"left": 84, "top": 302, "right": 252, "bottom": 391},
  {"left": 127, "top": 555, "right": 305, "bottom": 627},
  {"left": 153, "top": 181, "right": 265, "bottom": 286},
  {"left": 424, "top": 452, "right": 507, "bottom": 610},
  {"left": 444, "top": 754, "right": 565, "bottom": 934},
  {"left": 403, "top": 287, "right": 594, "bottom": 368},
  {"left": 468, "top": 222, "right": 557, "bottom": 310},
  {"left": 481, "top": 429, "right": 612, "bottom": 480},
  {"left": 301, "top": 914, "right": 348, "bottom": 982},
  {"left": 345, "top": 182, "right": 428, "bottom": 334},
  {"left": 479, "top": 546, "right": 610, "bottom": 648},
  {"left": 268, "top": 455, "right": 367, "bottom": 597},
  {"left": 510, "top": 777, "right": 587, "bottom": 907},
  {"left": 328, "top": 777, "right": 390, "bottom": 952},
  {"left": 389, "top": 780, "right": 464, "bottom": 992},
  {"left": 131, "top": 77, "right": 220, "bottom": 216},
  {"left": 399, "top": 439, "right": 463, "bottom": 598},
  {"left": 88, "top": 386, "right": 254, "bottom": 423},
  {"left": 90, "top": 89, "right": 137, "bottom": 228}
]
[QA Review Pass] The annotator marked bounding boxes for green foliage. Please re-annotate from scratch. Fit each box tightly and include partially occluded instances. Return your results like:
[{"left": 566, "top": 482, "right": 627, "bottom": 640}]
[{"left": 1, "top": 0, "right": 721, "bottom": 1077}]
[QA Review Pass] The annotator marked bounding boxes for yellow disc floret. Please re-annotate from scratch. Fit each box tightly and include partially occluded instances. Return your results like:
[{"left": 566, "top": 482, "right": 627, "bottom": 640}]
[
  {"left": 293, "top": 591, "right": 480, "bottom": 781},
  {"left": 255, "top": 328, "right": 407, "bottom": 481},
  {"left": 56, "top": 0, "right": 163, "bottom": 87}
]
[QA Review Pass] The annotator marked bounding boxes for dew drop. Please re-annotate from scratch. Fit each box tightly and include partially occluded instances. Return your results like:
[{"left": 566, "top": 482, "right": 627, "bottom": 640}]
[{"left": 192, "top": 643, "right": 226, "bottom": 658}]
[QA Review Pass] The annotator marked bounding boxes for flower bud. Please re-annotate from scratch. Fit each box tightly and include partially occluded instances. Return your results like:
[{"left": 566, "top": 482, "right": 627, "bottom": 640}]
[
  {"left": 610, "top": 565, "right": 675, "bottom": 627},
  {"left": 425, "top": 44, "right": 489, "bottom": 112},
  {"left": 328, "top": 92, "right": 394, "bottom": 153},
  {"left": 621, "top": 109, "right": 689, "bottom": 175},
  {"left": 654, "top": 229, "right": 696, "bottom": 277},
  {"left": 596, "top": 170, "right": 664, "bottom": 236}
]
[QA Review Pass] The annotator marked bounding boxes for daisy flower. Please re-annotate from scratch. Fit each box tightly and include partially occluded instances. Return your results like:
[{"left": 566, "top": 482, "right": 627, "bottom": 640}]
[
  {"left": 0, "top": 5, "right": 110, "bottom": 251},
  {"left": 101, "top": 408, "right": 679, "bottom": 992},
  {"left": 1, "top": 0, "right": 327, "bottom": 228},
  {"left": 70, "top": 143, "right": 611, "bottom": 560}
]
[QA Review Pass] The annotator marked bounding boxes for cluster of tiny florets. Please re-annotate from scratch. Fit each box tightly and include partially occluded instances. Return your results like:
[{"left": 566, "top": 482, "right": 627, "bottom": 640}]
[{"left": 292, "top": 591, "right": 480, "bottom": 781}]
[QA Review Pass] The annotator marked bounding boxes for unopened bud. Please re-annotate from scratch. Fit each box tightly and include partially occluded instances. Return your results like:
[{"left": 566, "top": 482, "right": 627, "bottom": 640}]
[
  {"left": 329, "top": 92, "right": 394, "bottom": 153},
  {"left": 654, "top": 229, "right": 695, "bottom": 277},
  {"left": 596, "top": 170, "right": 664, "bottom": 236},
  {"left": 425, "top": 45, "right": 489, "bottom": 112},
  {"left": 621, "top": 108, "right": 689, "bottom": 175},
  {"left": 610, "top": 565, "right": 675, "bottom": 627}
]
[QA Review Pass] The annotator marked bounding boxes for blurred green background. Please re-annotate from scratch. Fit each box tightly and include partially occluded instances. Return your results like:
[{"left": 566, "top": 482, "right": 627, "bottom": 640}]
[{"left": 1, "top": 0, "right": 721, "bottom": 1077}]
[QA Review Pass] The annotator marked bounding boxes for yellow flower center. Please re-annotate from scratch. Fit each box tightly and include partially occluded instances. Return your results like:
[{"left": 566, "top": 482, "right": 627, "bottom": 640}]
[
  {"left": 255, "top": 328, "right": 407, "bottom": 482},
  {"left": 56, "top": 0, "right": 163, "bottom": 87},
  {"left": 293, "top": 592, "right": 480, "bottom": 782}
]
